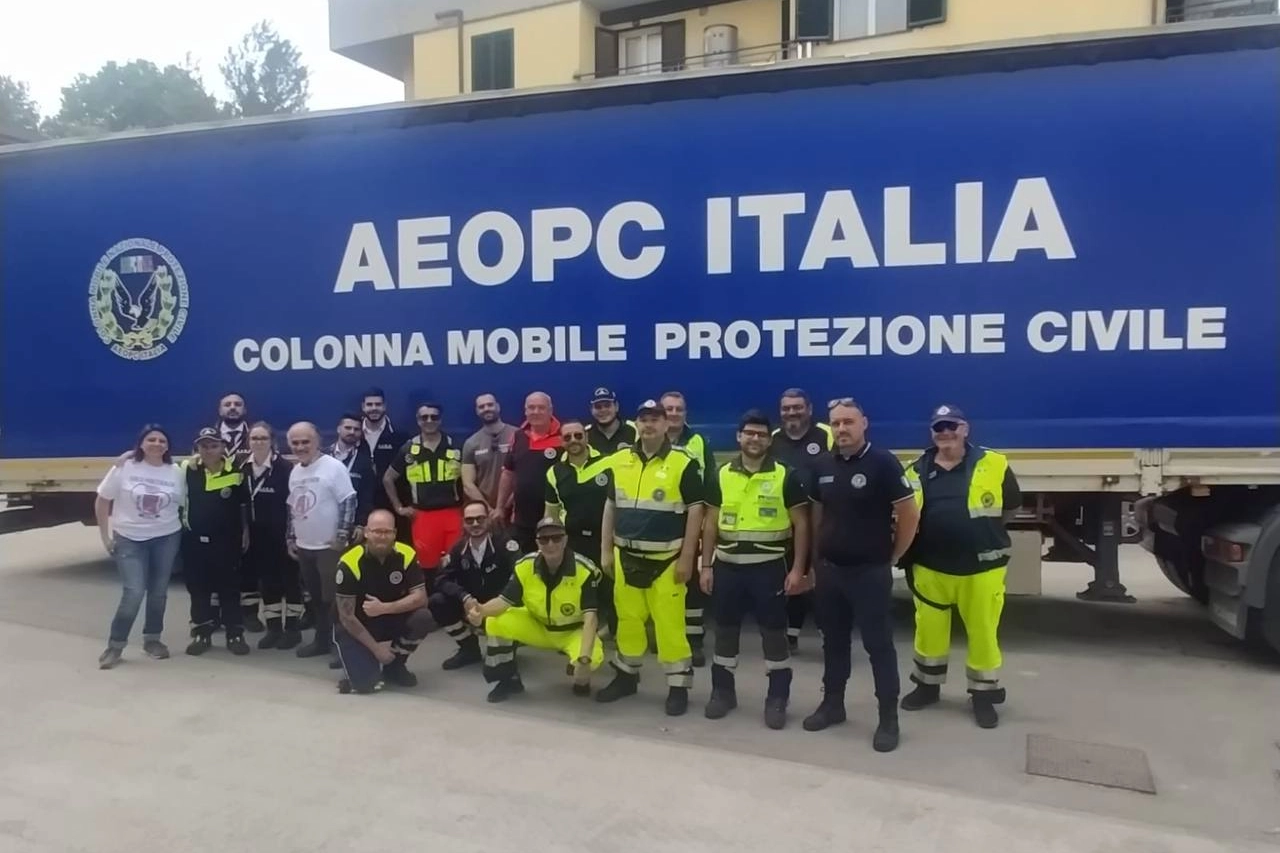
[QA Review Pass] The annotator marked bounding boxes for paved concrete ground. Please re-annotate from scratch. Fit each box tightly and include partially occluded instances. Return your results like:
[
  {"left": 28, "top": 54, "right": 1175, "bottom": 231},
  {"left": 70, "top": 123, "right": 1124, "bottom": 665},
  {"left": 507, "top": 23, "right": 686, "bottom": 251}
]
[{"left": 2, "top": 523, "right": 1278, "bottom": 852}]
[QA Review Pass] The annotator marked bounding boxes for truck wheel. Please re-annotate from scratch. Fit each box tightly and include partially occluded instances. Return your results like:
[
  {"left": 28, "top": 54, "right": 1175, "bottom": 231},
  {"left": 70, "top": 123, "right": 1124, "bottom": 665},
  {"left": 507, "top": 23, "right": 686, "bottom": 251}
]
[
  {"left": 1245, "top": 552, "right": 1280, "bottom": 656},
  {"left": 1151, "top": 529, "right": 1210, "bottom": 603}
]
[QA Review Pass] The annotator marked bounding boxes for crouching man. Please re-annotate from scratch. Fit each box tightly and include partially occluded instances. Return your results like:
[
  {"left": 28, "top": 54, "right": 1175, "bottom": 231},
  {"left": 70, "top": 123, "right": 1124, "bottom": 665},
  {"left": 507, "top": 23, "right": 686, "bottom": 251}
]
[
  {"left": 466, "top": 517, "right": 605, "bottom": 702},
  {"left": 334, "top": 509, "right": 437, "bottom": 694}
]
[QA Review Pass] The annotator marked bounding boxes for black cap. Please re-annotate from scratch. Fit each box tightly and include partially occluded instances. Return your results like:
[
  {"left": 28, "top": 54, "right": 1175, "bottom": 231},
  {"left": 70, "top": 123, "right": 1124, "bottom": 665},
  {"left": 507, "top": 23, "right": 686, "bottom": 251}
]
[
  {"left": 194, "top": 426, "right": 223, "bottom": 446},
  {"left": 591, "top": 387, "right": 617, "bottom": 404},
  {"left": 535, "top": 516, "right": 566, "bottom": 534},
  {"left": 635, "top": 398, "right": 664, "bottom": 417},
  {"left": 929, "top": 404, "right": 968, "bottom": 425}
]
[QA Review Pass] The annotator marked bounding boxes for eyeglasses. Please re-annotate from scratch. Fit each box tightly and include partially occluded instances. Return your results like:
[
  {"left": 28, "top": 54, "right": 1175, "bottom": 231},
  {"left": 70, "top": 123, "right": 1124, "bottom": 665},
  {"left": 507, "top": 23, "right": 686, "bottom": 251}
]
[
  {"left": 366, "top": 528, "right": 396, "bottom": 536},
  {"left": 249, "top": 436, "right": 270, "bottom": 442},
  {"left": 562, "top": 432, "right": 585, "bottom": 441},
  {"left": 536, "top": 534, "right": 566, "bottom": 544},
  {"left": 740, "top": 430, "right": 770, "bottom": 440},
  {"left": 418, "top": 413, "right": 440, "bottom": 422},
  {"left": 463, "top": 516, "right": 487, "bottom": 525},
  {"left": 931, "top": 421, "right": 961, "bottom": 433}
]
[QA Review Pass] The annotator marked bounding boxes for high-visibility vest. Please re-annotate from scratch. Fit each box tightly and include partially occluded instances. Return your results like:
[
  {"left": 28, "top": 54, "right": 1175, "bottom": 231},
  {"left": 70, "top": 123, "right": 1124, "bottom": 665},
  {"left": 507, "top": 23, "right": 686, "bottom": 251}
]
[
  {"left": 905, "top": 446, "right": 1012, "bottom": 573},
  {"left": 402, "top": 436, "right": 462, "bottom": 508},
  {"left": 510, "top": 553, "right": 600, "bottom": 630},
  {"left": 546, "top": 449, "right": 611, "bottom": 537},
  {"left": 714, "top": 458, "right": 793, "bottom": 565},
  {"left": 181, "top": 457, "right": 243, "bottom": 531},
  {"left": 338, "top": 542, "right": 417, "bottom": 579},
  {"left": 671, "top": 430, "right": 710, "bottom": 482},
  {"left": 608, "top": 443, "right": 697, "bottom": 562}
]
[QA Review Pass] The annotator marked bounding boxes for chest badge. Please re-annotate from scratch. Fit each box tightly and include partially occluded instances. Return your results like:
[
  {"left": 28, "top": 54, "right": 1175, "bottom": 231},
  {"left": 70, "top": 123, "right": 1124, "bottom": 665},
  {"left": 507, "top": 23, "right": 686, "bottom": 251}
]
[
  {"left": 544, "top": 448, "right": 557, "bottom": 459},
  {"left": 851, "top": 473, "right": 867, "bottom": 489},
  {"left": 652, "top": 488, "right": 667, "bottom": 501},
  {"left": 806, "top": 442, "right": 820, "bottom": 455},
  {"left": 559, "top": 602, "right": 576, "bottom": 616},
  {"left": 334, "top": 569, "right": 344, "bottom": 584},
  {"left": 594, "top": 473, "right": 608, "bottom": 486},
  {"left": 389, "top": 570, "right": 404, "bottom": 585},
  {"left": 981, "top": 491, "right": 996, "bottom": 508},
  {"left": 405, "top": 453, "right": 416, "bottom": 463},
  {"left": 219, "top": 487, "right": 232, "bottom": 498}
]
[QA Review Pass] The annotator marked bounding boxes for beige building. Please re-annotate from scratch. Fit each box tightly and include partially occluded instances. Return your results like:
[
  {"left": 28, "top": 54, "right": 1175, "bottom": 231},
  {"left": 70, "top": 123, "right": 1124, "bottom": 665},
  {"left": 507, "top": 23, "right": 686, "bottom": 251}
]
[{"left": 329, "top": 0, "right": 1278, "bottom": 101}]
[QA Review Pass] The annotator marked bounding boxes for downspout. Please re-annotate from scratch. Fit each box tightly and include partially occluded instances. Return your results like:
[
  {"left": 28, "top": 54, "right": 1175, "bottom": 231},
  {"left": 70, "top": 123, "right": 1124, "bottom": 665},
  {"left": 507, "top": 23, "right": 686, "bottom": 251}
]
[{"left": 436, "top": 9, "right": 465, "bottom": 94}]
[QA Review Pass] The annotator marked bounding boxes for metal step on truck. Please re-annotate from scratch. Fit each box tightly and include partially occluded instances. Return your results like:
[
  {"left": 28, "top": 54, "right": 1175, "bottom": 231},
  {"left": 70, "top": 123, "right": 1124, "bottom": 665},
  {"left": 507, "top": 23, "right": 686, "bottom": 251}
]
[{"left": 1, "top": 17, "right": 1277, "bottom": 651}]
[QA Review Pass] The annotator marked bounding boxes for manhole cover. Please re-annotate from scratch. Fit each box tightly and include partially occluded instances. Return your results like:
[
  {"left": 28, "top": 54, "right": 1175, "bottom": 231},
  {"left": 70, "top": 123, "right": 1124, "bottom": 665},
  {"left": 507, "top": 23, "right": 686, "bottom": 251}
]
[{"left": 1025, "top": 734, "right": 1156, "bottom": 794}]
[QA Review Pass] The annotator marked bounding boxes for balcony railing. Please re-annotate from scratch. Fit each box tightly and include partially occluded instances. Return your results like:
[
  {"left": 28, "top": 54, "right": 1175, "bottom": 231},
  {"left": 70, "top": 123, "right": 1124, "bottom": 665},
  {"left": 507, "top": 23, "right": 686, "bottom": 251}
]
[
  {"left": 1166, "top": 0, "right": 1278, "bottom": 23},
  {"left": 574, "top": 40, "right": 811, "bottom": 82}
]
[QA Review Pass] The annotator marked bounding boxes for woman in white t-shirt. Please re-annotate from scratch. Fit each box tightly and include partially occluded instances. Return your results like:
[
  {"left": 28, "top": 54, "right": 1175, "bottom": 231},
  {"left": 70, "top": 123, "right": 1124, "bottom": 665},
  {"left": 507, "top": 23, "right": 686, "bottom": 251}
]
[{"left": 94, "top": 424, "right": 187, "bottom": 670}]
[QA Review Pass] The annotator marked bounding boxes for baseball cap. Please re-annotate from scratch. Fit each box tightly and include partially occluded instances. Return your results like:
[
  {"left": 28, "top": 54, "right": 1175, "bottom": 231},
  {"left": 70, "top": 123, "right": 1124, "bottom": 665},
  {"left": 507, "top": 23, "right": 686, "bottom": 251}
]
[
  {"left": 590, "top": 387, "right": 617, "bottom": 404},
  {"left": 929, "top": 404, "right": 968, "bottom": 426},
  {"left": 194, "top": 427, "right": 223, "bottom": 445},
  {"left": 635, "top": 399, "right": 665, "bottom": 417},
  {"left": 535, "top": 516, "right": 566, "bottom": 534}
]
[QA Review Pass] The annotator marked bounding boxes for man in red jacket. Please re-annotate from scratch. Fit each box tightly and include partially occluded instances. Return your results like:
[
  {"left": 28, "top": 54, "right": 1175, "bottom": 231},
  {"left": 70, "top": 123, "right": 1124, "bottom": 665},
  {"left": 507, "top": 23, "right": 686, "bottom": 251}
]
[{"left": 494, "top": 391, "right": 562, "bottom": 554}]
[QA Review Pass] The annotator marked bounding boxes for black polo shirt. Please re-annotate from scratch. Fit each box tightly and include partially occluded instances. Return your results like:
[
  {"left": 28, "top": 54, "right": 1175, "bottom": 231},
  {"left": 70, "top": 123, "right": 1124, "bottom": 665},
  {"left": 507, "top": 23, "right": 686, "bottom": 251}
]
[
  {"left": 545, "top": 451, "right": 613, "bottom": 544},
  {"left": 183, "top": 459, "right": 249, "bottom": 540},
  {"left": 389, "top": 435, "right": 462, "bottom": 510},
  {"left": 586, "top": 419, "right": 637, "bottom": 455},
  {"left": 335, "top": 542, "right": 425, "bottom": 637},
  {"left": 505, "top": 429, "right": 563, "bottom": 528},
  {"left": 770, "top": 423, "right": 832, "bottom": 496},
  {"left": 812, "top": 442, "right": 913, "bottom": 567},
  {"left": 911, "top": 454, "right": 1021, "bottom": 576}
]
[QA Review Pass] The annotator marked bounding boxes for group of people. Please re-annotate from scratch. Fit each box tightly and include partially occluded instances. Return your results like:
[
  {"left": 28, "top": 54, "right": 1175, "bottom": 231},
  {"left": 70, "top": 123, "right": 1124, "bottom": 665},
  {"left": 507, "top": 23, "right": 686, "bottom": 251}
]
[{"left": 94, "top": 385, "right": 1020, "bottom": 753}]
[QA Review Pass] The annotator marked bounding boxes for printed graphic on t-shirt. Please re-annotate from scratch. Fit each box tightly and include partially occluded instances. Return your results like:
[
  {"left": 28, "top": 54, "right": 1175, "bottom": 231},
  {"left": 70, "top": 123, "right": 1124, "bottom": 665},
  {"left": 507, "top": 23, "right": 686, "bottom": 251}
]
[
  {"left": 290, "top": 486, "right": 318, "bottom": 519},
  {"left": 131, "top": 483, "right": 174, "bottom": 519}
]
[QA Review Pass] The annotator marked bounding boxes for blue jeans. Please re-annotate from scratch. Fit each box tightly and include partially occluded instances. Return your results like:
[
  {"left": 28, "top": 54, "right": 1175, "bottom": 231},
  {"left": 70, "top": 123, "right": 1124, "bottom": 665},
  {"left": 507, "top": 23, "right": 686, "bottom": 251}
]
[{"left": 108, "top": 531, "right": 181, "bottom": 649}]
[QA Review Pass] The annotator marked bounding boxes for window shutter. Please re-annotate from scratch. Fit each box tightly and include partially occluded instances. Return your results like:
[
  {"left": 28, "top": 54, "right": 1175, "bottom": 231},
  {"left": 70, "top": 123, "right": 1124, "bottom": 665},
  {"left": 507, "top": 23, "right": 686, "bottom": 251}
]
[
  {"left": 907, "top": 0, "right": 946, "bottom": 27},
  {"left": 795, "top": 0, "right": 833, "bottom": 40},
  {"left": 660, "top": 19, "right": 686, "bottom": 71},
  {"left": 595, "top": 27, "right": 619, "bottom": 78}
]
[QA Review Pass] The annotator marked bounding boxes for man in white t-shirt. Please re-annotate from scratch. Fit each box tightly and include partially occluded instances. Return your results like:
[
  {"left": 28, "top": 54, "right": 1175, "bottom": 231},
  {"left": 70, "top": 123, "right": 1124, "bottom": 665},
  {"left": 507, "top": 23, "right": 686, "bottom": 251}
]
[{"left": 287, "top": 422, "right": 359, "bottom": 660}]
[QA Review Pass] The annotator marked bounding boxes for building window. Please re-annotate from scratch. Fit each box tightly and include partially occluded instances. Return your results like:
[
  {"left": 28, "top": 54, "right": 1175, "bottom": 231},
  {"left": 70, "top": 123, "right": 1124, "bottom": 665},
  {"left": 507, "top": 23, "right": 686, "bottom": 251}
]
[
  {"left": 1167, "top": 0, "right": 1276, "bottom": 22},
  {"left": 621, "top": 27, "right": 665, "bottom": 74},
  {"left": 796, "top": 0, "right": 834, "bottom": 40},
  {"left": 830, "top": 0, "right": 945, "bottom": 41},
  {"left": 472, "top": 29, "right": 514, "bottom": 92},
  {"left": 596, "top": 20, "right": 685, "bottom": 78},
  {"left": 908, "top": 0, "right": 946, "bottom": 27}
]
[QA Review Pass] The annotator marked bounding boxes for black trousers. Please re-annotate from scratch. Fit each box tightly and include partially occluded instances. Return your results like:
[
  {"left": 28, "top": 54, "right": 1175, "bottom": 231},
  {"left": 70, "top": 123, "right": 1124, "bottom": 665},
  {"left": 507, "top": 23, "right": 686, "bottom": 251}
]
[
  {"left": 711, "top": 558, "right": 791, "bottom": 698},
  {"left": 427, "top": 590, "right": 478, "bottom": 648},
  {"left": 786, "top": 592, "right": 812, "bottom": 638},
  {"left": 183, "top": 533, "right": 244, "bottom": 637},
  {"left": 568, "top": 531, "right": 617, "bottom": 636},
  {"left": 244, "top": 528, "right": 302, "bottom": 625},
  {"left": 685, "top": 576, "right": 707, "bottom": 649},
  {"left": 814, "top": 561, "right": 900, "bottom": 703},
  {"left": 335, "top": 609, "right": 435, "bottom": 691}
]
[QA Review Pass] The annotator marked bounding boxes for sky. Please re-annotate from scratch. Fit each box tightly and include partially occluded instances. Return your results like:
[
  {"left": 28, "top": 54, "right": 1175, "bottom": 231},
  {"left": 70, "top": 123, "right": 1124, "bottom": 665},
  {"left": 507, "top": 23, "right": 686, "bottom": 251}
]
[{"left": 0, "top": 0, "right": 404, "bottom": 117}]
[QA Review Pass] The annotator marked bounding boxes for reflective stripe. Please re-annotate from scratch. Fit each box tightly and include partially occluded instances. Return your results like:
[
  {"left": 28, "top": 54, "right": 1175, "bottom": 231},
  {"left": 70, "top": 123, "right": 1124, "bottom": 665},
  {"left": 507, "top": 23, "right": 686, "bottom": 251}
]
[
  {"left": 911, "top": 669, "right": 947, "bottom": 685},
  {"left": 764, "top": 658, "right": 791, "bottom": 671},
  {"left": 966, "top": 666, "right": 1001, "bottom": 683},
  {"left": 712, "top": 655, "right": 738, "bottom": 669},
  {"left": 977, "top": 548, "right": 1012, "bottom": 562},
  {"left": 686, "top": 625, "right": 705, "bottom": 636},
  {"left": 968, "top": 679, "right": 1002, "bottom": 691},
  {"left": 666, "top": 669, "right": 694, "bottom": 689},
  {"left": 613, "top": 655, "right": 641, "bottom": 674},
  {"left": 485, "top": 651, "right": 515, "bottom": 665},
  {"left": 285, "top": 603, "right": 306, "bottom": 618},
  {"left": 719, "top": 529, "right": 791, "bottom": 543},
  {"left": 616, "top": 537, "right": 683, "bottom": 553},
  {"left": 627, "top": 498, "right": 687, "bottom": 513},
  {"left": 969, "top": 507, "right": 1004, "bottom": 518},
  {"left": 715, "top": 550, "right": 783, "bottom": 565},
  {"left": 915, "top": 654, "right": 949, "bottom": 667},
  {"left": 262, "top": 602, "right": 283, "bottom": 616}
]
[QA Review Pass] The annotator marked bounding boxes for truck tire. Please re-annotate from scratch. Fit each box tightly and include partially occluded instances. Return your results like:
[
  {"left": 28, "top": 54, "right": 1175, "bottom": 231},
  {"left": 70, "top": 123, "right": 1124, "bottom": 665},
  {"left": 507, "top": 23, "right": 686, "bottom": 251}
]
[
  {"left": 1245, "top": 552, "right": 1280, "bottom": 656},
  {"left": 1150, "top": 528, "right": 1210, "bottom": 604}
]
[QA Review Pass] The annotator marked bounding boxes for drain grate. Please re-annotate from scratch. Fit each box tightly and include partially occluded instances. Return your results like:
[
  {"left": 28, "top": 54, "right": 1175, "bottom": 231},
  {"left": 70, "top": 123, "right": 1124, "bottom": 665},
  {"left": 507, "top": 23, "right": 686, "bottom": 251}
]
[{"left": 1025, "top": 734, "right": 1156, "bottom": 794}]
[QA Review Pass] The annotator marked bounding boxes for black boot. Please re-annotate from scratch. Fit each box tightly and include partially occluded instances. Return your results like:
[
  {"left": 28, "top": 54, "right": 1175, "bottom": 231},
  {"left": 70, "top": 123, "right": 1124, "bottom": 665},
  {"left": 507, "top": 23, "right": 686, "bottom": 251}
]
[
  {"left": 382, "top": 657, "right": 419, "bottom": 688},
  {"left": 690, "top": 641, "right": 706, "bottom": 668},
  {"left": 901, "top": 682, "right": 941, "bottom": 711},
  {"left": 242, "top": 605, "right": 265, "bottom": 634},
  {"left": 487, "top": 678, "right": 524, "bottom": 703},
  {"left": 802, "top": 693, "right": 847, "bottom": 732},
  {"left": 764, "top": 668, "right": 792, "bottom": 730},
  {"left": 226, "top": 633, "right": 251, "bottom": 656},
  {"left": 972, "top": 694, "right": 1000, "bottom": 729},
  {"left": 277, "top": 615, "right": 302, "bottom": 651},
  {"left": 296, "top": 638, "right": 331, "bottom": 658},
  {"left": 442, "top": 636, "right": 482, "bottom": 670},
  {"left": 704, "top": 663, "right": 737, "bottom": 719},
  {"left": 185, "top": 633, "right": 213, "bottom": 656},
  {"left": 594, "top": 668, "right": 639, "bottom": 703},
  {"left": 258, "top": 618, "right": 283, "bottom": 650},
  {"left": 665, "top": 686, "right": 689, "bottom": 716},
  {"left": 873, "top": 702, "right": 900, "bottom": 752}
]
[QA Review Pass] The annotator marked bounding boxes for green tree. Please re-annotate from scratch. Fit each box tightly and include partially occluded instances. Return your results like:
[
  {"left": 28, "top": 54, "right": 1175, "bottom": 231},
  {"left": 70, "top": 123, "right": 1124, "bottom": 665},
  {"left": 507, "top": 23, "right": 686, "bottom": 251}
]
[
  {"left": 45, "top": 59, "right": 219, "bottom": 137},
  {"left": 0, "top": 75, "right": 42, "bottom": 133},
  {"left": 220, "top": 21, "right": 310, "bottom": 118}
]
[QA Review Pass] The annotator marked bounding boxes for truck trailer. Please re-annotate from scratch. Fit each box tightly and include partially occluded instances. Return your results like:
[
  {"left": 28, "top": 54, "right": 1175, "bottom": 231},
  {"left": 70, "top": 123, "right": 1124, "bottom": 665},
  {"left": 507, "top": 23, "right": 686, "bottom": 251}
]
[{"left": 2, "top": 18, "right": 1278, "bottom": 650}]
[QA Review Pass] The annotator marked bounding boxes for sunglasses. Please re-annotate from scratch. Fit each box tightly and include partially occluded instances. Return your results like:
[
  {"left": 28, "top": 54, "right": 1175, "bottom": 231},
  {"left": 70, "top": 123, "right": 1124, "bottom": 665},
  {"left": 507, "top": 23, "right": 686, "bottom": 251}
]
[
  {"left": 827, "top": 397, "right": 859, "bottom": 410},
  {"left": 536, "top": 534, "right": 566, "bottom": 544},
  {"left": 463, "top": 516, "right": 487, "bottom": 524},
  {"left": 418, "top": 413, "right": 441, "bottom": 422},
  {"left": 562, "top": 432, "right": 585, "bottom": 441},
  {"left": 931, "top": 421, "right": 961, "bottom": 433}
]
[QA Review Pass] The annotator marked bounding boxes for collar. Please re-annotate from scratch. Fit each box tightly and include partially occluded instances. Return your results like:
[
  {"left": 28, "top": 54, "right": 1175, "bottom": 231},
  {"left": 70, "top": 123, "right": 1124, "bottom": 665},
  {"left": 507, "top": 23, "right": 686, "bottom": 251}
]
[
  {"left": 923, "top": 443, "right": 976, "bottom": 470},
  {"left": 560, "top": 446, "right": 602, "bottom": 467},
  {"left": 521, "top": 417, "right": 563, "bottom": 449},
  {"left": 363, "top": 418, "right": 387, "bottom": 437},
  {"left": 219, "top": 422, "right": 245, "bottom": 439},
  {"left": 196, "top": 456, "right": 235, "bottom": 473},
  {"left": 670, "top": 424, "right": 696, "bottom": 445},
  {"left": 331, "top": 442, "right": 359, "bottom": 460},
  {"left": 633, "top": 439, "right": 674, "bottom": 462},
  {"left": 836, "top": 441, "right": 872, "bottom": 461},
  {"left": 244, "top": 452, "right": 277, "bottom": 472},
  {"left": 729, "top": 454, "right": 776, "bottom": 475},
  {"left": 590, "top": 418, "right": 620, "bottom": 437},
  {"left": 467, "top": 536, "right": 492, "bottom": 557},
  {"left": 533, "top": 551, "right": 573, "bottom": 580},
  {"left": 412, "top": 433, "right": 450, "bottom": 451}
]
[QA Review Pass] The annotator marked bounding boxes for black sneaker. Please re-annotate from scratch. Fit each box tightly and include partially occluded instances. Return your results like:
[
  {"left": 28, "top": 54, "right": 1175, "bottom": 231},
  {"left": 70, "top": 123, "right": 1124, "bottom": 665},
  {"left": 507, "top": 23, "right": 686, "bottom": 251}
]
[
  {"left": 441, "top": 638, "right": 482, "bottom": 670},
  {"left": 487, "top": 678, "right": 525, "bottom": 703},
  {"left": 571, "top": 682, "right": 591, "bottom": 697},
  {"left": 185, "top": 635, "right": 213, "bottom": 656},
  {"left": 382, "top": 660, "right": 419, "bottom": 688},
  {"left": 873, "top": 707, "right": 900, "bottom": 752},
  {"left": 802, "top": 699, "right": 847, "bottom": 732},
  {"left": 901, "top": 683, "right": 941, "bottom": 711},
  {"left": 338, "top": 678, "right": 383, "bottom": 695},
  {"left": 704, "top": 689, "right": 737, "bottom": 720},
  {"left": 972, "top": 696, "right": 999, "bottom": 729},
  {"left": 226, "top": 634, "right": 251, "bottom": 656},
  {"left": 594, "top": 671, "right": 639, "bottom": 703},
  {"left": 143, "top": 640, "right": 170, "bottom": 660},
  {"left": 764, "top": 696, "right": 788, "bottom": 730},
  {"left": 788, "top": 635, "right": 800, "bottom": 653},
  {"left": 295, "top": 640, "right": 331, "bottom": 659},
  {"left": 276, "top": 629, "right": 302, "bottom": 651},
  {"left": 243, "top": 611, "right": 266, "bottom": 634},
  {"left": 691, "top": 646, "right": 706, "bottom": 668},
  {"left": 257, "top": 628, "right": 282, "bottom": 650},
  {"left": 98, "top": 647, "right": 123, "bottom": 670},
  {"left": 665, "top": 687, "right": 689, "bottom": 717}
]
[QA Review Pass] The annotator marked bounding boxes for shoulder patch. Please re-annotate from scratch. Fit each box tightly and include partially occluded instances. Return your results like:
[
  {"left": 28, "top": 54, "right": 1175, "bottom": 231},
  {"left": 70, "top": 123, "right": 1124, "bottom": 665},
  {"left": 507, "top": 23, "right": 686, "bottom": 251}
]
[
  {"left": 334, "top": 569, "right": 344, "bottom": 584},
  {"left": 506, "top": 539, "right": 521, "bottom": 552}
]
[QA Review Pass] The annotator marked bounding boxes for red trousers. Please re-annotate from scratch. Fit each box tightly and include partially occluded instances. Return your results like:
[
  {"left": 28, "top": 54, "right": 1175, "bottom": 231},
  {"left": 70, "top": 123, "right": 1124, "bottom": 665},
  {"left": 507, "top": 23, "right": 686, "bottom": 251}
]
[{"left": 411, "top": 507, "right": 463, "bottom": 570}]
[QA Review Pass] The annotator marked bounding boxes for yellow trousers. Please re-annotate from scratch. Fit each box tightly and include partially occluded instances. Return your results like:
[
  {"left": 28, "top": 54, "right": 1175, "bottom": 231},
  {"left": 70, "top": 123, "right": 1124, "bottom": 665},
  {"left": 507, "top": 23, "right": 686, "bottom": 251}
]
[
  {"left": 911, "top": 564, "right": 1006, "bottom": 696},
  {"left": 483, "top": 609, "right": 604, "bottom": 684},
  {"left": 613, "top": 551, "right": 693, "bottom": 688}
]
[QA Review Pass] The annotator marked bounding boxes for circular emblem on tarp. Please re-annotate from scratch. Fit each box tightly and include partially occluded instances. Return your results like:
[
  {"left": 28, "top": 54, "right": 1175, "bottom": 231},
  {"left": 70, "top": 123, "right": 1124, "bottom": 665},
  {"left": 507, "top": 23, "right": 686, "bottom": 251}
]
[
  {"left": 851, "top": 474, "right": 867, "bottom": 489},
  {"left": 88, "top": 238, "right": 190, "bottom": 361},
  {"left": 389, "top": 571, "right": 403, "bottom": 585},
  {"left": 806, "top": 442, "right": 820, "bottom": 455},
  {"left": 981, "top": 491, "right": 996, "bottom": 508}
]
